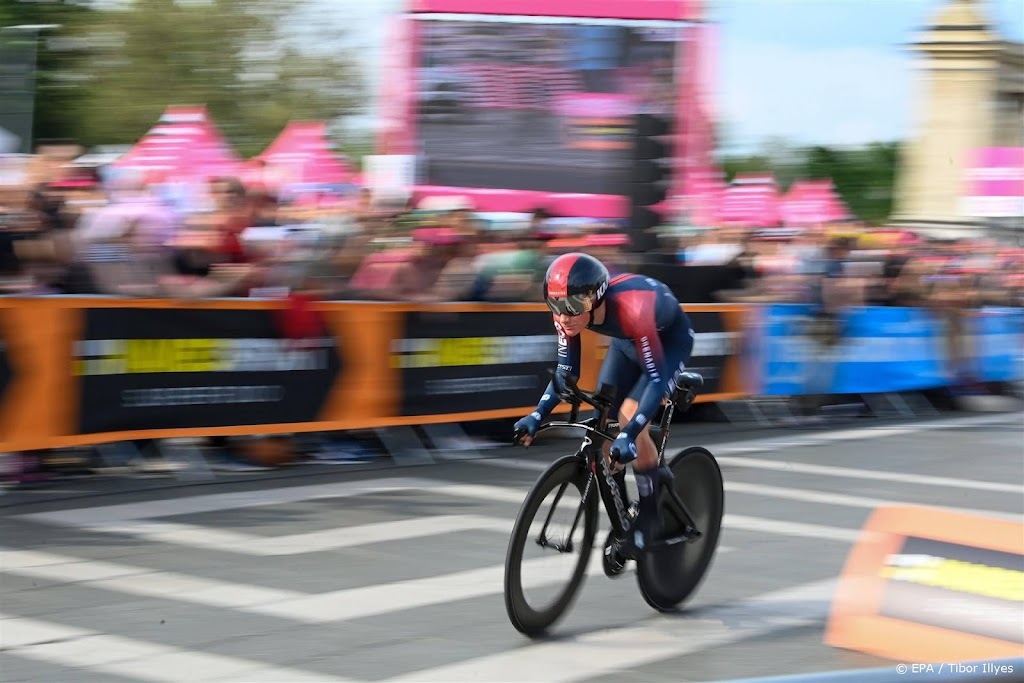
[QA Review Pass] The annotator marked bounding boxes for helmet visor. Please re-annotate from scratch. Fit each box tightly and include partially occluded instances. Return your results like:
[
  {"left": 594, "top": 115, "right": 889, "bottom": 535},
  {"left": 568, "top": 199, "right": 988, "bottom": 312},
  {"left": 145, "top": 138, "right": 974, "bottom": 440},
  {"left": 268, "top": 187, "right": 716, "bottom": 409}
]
[{"left": 546, "top": 293, "right": 594, "bottom": 317}]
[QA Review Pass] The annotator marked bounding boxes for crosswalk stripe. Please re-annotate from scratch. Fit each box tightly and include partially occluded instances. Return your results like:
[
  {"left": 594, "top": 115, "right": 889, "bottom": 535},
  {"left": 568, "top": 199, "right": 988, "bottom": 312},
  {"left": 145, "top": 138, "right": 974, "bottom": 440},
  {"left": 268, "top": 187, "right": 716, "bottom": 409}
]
[
  {"left": 724, "top": 514, "right": 860, "bottom": 541},
  {"left": 707, "top": 412, "right": 1020, "bottom": 455},
  {"left": 714, "top": 457, "right": 1022, "bottom": 493},
  {"left": 252, "top": 555, "right": 614, "bottom": 624},
  {"left": 504, "top": 412, "right": 1017, "bottom": 462},
  {"left": 88, "top": 514, "right": 512, "bottom": 556},
  {"left": 382, "top": 578, "right": 838, "bottom": 683},
  {"left": 1, "top": 548, "right": 306, "bottom": 608},
  {"left": 2, "top": 502, "right": 839, "bottom": 628},
  {"left": 15, "top": 474, "right": 861, "bottom": 556},
  {"left": 0, "top": 545, "right": 611, "bottom": 625},
  {"left": 0, "top": 613, "right": 350, "bottom": 682},
  {"left": 14, "top": 477, "right": 440, "bottom": 526},
  {"left": 15, "top": 477, "right": 530, "bottom": 528},
  {"left": 475, "top": 458, "right": 1015, "bottom": 518}
]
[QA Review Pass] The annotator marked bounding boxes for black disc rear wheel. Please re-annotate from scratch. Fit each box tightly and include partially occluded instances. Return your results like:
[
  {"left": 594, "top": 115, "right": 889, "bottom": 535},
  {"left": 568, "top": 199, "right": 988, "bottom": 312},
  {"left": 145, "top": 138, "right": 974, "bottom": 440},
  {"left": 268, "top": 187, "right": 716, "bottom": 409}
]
[{"left": 635, "top": 446, "right": 724, "bottom": 612}]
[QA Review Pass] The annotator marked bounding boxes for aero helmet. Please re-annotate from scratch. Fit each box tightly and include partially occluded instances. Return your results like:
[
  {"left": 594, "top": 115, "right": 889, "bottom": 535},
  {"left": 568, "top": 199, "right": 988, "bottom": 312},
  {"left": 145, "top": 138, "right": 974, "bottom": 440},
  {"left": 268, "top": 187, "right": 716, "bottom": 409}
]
[{"left": 543, "top": 252, "right": 610, "bottom": 316}]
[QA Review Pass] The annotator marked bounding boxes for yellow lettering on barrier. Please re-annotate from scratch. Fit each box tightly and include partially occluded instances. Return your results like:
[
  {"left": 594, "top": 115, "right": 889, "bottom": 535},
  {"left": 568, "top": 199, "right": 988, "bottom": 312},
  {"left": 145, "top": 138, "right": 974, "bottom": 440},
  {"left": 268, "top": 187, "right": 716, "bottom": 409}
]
[
  {"left": 882, "top": 557, "right": 1024, "bottom": 602},
  {"left": 437, "top": 337, "right": 477, "bottom": 367},
  {"left": 125, "top": 339, "right": 163, "bottom": 374},
  {"left": 180, "top": 339, "right": 218, "bottom": 372},
  {"left": 124, "top": 339, "right": 220, "bottom": 374},
  {"left": 76, "top": 339, "right": 223, "bottom": 375}
]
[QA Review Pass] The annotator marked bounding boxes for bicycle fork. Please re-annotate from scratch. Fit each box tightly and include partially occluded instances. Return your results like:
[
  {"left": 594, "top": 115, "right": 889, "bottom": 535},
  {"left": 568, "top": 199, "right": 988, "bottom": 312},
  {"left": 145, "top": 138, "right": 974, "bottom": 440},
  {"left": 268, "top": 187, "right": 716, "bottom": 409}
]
[
  {"left": 535, "top": 436, "right": 628, "bottom": 554},
  {"left": 535, "top": 455, "right": 597, "bottom": 554}
]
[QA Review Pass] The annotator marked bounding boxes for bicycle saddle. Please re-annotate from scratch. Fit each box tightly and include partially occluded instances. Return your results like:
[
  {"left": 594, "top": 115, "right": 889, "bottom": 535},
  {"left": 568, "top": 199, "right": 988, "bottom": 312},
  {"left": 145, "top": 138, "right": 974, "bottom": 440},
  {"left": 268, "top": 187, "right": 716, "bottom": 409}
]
[{"left": 675, "top": 371, "right": 704, "bottom": 388}]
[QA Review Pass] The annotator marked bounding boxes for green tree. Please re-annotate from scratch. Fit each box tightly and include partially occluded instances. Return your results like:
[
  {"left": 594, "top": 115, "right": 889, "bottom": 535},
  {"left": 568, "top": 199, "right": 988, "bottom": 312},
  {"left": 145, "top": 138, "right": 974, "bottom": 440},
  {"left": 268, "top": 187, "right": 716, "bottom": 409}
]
[
  {"left": 73, "top": 0, "right": 364, "bottom": 157},
  {"left": 801, "top": 143, "right": 900, "bottom": 224},
  {"left": 720, "top": 141, "right": 901, "bottom": 224}
]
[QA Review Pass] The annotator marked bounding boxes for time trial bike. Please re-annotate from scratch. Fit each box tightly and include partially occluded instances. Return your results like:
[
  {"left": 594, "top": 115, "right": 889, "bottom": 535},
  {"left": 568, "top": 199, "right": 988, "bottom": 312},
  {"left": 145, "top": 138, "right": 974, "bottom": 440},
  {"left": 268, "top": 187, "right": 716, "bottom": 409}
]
[{"left": 504, "top": 370, "right": 724, "bottom": 637}]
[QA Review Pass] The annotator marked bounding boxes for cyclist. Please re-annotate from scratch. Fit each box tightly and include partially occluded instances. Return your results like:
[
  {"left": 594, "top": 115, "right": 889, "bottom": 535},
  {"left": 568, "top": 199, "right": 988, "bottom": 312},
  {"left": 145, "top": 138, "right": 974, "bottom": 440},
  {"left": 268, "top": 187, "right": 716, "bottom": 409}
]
[{"left": 514, "top": 252, "right": 695, "bottom": 562}]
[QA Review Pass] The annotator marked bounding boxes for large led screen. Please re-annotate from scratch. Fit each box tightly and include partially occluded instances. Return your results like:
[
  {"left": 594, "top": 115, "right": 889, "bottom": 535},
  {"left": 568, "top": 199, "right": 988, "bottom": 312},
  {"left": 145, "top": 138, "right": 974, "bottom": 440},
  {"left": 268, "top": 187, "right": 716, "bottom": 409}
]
[{"left": 414, "top": 17, "right": 681, "bottom": 195}]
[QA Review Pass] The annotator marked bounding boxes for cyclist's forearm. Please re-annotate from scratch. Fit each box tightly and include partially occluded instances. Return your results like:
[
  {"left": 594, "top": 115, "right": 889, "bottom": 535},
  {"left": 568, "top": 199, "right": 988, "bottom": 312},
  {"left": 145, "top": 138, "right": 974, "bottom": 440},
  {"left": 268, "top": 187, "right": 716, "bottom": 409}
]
[
  {"left": 622, "top": 382, "right": 667, "bottom": 440},
  {"left": 534, "top": 381, "right": 560, "bottom": 417}
]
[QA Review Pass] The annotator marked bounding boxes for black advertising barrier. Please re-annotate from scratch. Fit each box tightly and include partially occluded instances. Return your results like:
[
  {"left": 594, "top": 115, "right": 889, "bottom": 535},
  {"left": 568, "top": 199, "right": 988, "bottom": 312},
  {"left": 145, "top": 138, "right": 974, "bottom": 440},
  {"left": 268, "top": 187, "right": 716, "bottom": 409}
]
[
  {"left": 74, "top": 307, "right": 342, "bottom": 434},
  {"left": 394, "top": 309, "right": 557, "bottom": 417}
]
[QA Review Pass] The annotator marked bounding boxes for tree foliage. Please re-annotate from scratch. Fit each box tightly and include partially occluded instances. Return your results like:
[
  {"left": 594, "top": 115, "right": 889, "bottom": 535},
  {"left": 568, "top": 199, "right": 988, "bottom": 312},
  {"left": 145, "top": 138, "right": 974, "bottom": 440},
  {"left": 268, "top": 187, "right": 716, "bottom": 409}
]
[
  {"left": 5, "top": 0, "right": 365, "bottom": 157},
  {"left": 73, "top": 0, "right": 365, "bottom": 156},
  {"left": 721, "top": 140, "right": 901, "bottom": 224}
]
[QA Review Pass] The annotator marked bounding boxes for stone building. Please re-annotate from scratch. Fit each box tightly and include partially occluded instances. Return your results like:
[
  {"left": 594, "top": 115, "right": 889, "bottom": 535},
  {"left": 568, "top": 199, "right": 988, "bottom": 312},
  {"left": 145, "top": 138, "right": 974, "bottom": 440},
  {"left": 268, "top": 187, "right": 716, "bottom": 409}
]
[{"left": 892, "top": 0, "right": 1023, "bottom": 240}]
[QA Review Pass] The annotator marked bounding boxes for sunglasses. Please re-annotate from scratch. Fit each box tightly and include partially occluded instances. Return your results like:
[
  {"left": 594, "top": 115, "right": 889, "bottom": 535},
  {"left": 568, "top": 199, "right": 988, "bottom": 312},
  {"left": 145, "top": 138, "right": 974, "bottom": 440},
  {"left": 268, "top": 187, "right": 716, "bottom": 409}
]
[{"left": 546, "top": 293, "right": 595, "bottom": 317}]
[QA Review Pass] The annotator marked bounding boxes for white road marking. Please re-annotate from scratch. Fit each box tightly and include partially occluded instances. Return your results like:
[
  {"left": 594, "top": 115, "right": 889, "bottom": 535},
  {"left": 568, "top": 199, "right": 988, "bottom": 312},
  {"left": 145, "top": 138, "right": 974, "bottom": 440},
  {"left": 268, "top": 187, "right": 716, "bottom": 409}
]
[
  {"left": 0, "top": 545, "right": 611, "bottom": 625},
  {"left": 383, "top": 579, "right": 838, "bottom": 683},
  {"left": 1, "top": 548, "right": 305, "bottom": 608},
  {"left": 0, "top": 512, "right": 812, "bottom": 629},
  {"left": 14, "top": 477, "right": 438, "bottom": 526},
  {"left": 476, "top": 458, "right": 1016, "bottom": 518},
  {"left": 86, "top": 514, "right": 512, "bottom": 556},
  {"left": 0, "top": 613, "right": 350, "bottom": 682},
  {"left": 14, "top": 475, "right": 860, "bottom": 556},
  {"left": 714, "top": 457, "right": 1022, "bottom": 494}
]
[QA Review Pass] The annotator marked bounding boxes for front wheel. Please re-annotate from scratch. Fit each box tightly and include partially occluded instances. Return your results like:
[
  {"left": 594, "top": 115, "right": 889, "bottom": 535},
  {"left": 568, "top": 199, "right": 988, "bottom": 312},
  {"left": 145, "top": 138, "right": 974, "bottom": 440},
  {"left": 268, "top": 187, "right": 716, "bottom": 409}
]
[
  {"left": 635, "top": 446, "right": 724, "bottom": 612},
  {"left": 504, "top": 455, "right": 599, "bottom": 637}
]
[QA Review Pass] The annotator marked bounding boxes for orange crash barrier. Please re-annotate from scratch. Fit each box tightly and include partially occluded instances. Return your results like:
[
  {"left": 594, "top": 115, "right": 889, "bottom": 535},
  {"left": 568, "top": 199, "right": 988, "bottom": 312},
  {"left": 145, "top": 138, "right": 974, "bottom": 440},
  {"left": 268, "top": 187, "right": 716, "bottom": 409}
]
[
  {"left": 0, "top": 298, "right": 752, "bottom": 452},
  {"left": 825, "top": 504, "right": 1024, "bottom": 663}
]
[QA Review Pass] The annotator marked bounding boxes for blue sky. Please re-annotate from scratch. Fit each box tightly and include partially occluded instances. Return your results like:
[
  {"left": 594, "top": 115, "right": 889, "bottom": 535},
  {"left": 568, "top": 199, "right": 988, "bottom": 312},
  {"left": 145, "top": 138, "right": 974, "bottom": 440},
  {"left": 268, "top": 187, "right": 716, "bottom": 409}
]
[
  {"left": 712, "top": 0, "right": 1024, "bottom": 151},
  {"left": 309, "top": 0, "right": 1024, "bottom": 152}
]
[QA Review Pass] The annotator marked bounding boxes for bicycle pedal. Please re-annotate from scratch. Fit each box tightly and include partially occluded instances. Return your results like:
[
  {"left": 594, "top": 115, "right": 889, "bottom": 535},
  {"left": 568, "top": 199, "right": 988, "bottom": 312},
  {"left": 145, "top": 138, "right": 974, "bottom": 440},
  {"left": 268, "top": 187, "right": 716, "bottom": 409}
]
[{"left": 602, "top": 532, "right": 629, "bottom": 577}]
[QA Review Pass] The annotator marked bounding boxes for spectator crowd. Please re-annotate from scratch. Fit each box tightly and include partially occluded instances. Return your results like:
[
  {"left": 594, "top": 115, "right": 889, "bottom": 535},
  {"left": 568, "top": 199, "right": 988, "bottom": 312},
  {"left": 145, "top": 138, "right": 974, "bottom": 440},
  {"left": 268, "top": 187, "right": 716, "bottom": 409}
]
[{"left": 1, "top": 150, "right": 1020, "bottom": 485}]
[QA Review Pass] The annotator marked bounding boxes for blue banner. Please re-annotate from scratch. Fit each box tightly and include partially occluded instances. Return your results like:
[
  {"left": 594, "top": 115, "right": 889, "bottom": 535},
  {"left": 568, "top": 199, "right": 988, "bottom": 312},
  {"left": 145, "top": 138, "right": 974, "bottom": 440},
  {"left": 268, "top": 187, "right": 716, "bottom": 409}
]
[{"left": 753, "top": 305, "right": 1024, "bottom": 396}]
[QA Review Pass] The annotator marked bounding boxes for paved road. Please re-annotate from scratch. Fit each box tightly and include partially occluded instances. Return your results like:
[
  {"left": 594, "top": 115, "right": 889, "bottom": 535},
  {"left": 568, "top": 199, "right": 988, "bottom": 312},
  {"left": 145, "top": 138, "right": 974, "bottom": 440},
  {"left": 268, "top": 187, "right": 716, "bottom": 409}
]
[{"left": 1, "top": 412, "right": 1021, "bottom": 683}]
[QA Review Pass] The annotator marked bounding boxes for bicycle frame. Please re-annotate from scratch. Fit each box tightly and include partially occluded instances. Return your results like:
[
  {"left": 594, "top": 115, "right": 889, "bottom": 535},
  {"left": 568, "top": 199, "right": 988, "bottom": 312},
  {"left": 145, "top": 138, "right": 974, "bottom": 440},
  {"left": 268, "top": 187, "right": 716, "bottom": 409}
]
[{"left": 529, "top": 380, "right": 704, "bottom": 554}]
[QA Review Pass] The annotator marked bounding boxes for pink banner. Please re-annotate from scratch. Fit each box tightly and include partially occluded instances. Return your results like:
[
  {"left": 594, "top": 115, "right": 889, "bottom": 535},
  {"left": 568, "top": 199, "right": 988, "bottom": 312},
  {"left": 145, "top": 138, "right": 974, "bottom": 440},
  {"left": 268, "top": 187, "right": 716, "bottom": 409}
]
[
  {"left": 554, "top": 93, "right": 638, "bottom": 118},
  {"left": 961, "top": 147, "right": 1024, "bottom": 217},
  {"left": 964, "top": 147, "right": 1024, "bottom": 196},
  {"left": 376, "top": 15, "right": 417, "bottom": 155},
  {"left": 413, "top": 185, "right": 628, "bottom": 218},
  {"left": 672, "top": 23, "right": 715, "bottom": 223},
  {"left": 409, "top": 0, "right": 698, "bottom": 21}
]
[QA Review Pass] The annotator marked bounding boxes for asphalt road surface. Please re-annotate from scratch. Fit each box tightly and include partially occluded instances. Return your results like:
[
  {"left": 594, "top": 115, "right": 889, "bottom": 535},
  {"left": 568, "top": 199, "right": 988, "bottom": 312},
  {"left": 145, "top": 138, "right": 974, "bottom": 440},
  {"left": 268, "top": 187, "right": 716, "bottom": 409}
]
[{"left": 2, "top": 411, "right": 1022, "bottom": 683}]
